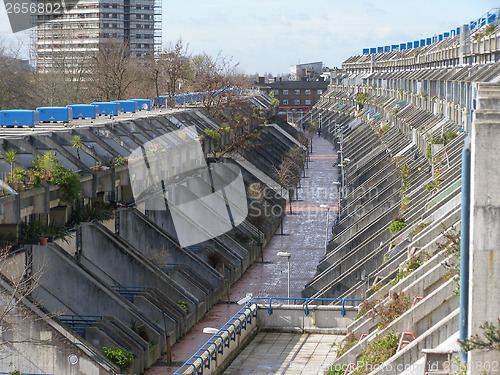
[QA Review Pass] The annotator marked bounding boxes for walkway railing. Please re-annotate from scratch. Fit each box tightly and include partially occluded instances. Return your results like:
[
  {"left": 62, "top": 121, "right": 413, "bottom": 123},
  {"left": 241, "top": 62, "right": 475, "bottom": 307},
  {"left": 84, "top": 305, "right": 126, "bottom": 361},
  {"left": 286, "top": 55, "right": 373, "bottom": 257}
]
[{"left": 173, "top": 296, "right": 361, "bottom": 375}]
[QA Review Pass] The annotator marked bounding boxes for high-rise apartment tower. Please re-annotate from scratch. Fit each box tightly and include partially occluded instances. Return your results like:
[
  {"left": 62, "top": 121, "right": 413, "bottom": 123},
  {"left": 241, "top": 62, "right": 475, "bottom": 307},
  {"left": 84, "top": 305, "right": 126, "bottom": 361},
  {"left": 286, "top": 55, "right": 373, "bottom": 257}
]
[{"left": 32, "top": 0, "right": 161, "bottom": 71}]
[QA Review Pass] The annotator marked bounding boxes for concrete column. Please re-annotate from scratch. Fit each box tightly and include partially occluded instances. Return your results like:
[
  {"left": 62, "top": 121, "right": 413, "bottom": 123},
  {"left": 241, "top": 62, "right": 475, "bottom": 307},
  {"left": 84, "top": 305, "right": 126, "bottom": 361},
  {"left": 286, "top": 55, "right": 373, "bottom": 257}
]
[{"left": 469, "top": 83, "right": 500, "bottom": 373}]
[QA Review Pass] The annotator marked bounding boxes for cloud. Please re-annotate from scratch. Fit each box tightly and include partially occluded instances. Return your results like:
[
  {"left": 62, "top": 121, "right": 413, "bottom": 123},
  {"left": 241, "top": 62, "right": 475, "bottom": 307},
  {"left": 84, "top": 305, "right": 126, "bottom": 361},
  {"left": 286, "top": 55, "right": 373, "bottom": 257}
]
[{"left": 362, "top": 2, "right": 386, "bottom": 15}]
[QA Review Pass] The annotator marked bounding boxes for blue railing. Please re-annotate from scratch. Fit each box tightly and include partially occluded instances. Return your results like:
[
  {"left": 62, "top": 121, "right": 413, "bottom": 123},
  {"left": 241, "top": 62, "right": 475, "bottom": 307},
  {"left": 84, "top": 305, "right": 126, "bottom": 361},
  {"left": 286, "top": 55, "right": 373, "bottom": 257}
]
[
  {"left": 59, "top": 314, "right": 102, "bottom": 338},
  {"left": 173, "top": 296, "right": 361, "bottom": 375},
  {"left": 250, "top": 297, "right": 362, "bottom": 317}
]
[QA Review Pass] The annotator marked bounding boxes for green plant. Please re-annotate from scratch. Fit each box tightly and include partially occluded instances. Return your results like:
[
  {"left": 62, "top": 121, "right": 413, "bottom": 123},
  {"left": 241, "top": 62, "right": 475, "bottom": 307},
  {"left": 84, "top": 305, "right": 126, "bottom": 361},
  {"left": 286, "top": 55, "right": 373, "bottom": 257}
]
[
  {"left": 6, "top": 167, "right": 26, "bottom": 184},
  {"left": 110, "top": 155, "right": 128, "bottom": 167},
  {"left": 71, "top": 135, "right": 83, "bottom": 161},
  {"left": 2, "top": 148, "right": 17, "bottom": 177},
  {"left": 437, "top": 225, "right": 460, "bottom": 294},
  {"left": 50, "top": 165, "right": 81, "bottom": 202},
  {"left": 389, "top": 219, "right": 407, "bottom": 234},
  {"left": 73, "top": 202, "right": 115, "bottom": 223},
  {"left": 370, "top": 292, "right": 411, "bottom": 330},
  {"left": 355, "top": 299, "right": 375, "bottom": 320},
  {"left": 391, "top": 256, "right": 422, "bottom": 285},
  {"left": 102, "top": 347, "right": 133, "bottom": 371},
  {"left": 375, "top": 124, "right": 390, "bottom": 137},
  {"left": 176, "top": 301, "right": 189, "bottom": 313},
  {"left": 351, "top": 332, "right": 399, "bottom": 375},
  {"left": 460, "top": 319, "right": 500, "bottom": 352},
  {"left": 336, "top": 332, "right": 356, "bottom": 358},
  {"left": 203, "top": 128, "right": 223, "bottom": 149},
  {"left": 412, "top": 222, "right": 428, "bottom": 236},
  {"left": 425, "top": 178, "right": 444, "bottom": 193},
  {"left": 355, "top": 92, "right": 368, "bottom": 110}
]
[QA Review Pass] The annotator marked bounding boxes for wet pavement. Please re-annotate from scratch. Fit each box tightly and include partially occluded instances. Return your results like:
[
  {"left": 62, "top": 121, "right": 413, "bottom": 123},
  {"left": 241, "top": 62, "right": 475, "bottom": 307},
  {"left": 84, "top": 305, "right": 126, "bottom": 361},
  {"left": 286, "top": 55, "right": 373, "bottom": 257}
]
[{"left": 145, "top": 136, "right": 338, "bottom": 375}]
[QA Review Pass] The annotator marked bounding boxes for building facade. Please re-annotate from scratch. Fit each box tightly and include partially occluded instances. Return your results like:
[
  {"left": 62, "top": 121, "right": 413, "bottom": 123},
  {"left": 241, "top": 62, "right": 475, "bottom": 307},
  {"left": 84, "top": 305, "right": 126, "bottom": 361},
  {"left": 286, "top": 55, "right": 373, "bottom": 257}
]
[
  {"left": 290, "top": 61, "right": 323, "bottom": 81},
  {"left": 32, "top": 0, "right": 161, "bottom": 71},
  {"left": 267, "top": 79, "right": 329, "bottom": 113}
]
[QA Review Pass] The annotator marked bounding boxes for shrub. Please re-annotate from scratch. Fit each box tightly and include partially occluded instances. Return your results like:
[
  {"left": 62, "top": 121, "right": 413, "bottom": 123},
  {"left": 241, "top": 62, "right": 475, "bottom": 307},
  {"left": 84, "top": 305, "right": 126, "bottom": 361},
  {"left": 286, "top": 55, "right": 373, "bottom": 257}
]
[
  {"left": 176, "top": 301, "right": 189, "bottom": 313},
  {"left": 102, "top": 347, "right": 133, "bottom": 371},
  {"left": 351, "top": 332, "right": 399, "bottom": 375},
  {"left": 370, "top": 292, "right": 411, "bottom": 329},
  {"left": 336, "top": 332, "right": 357, "bottom": 358},
  {"left": 389, "top": 219, "right": 407, "bottom": 234},
  {"left": 7, "top": 167, "right": 26, "bottom": 184},
  {"left": 391, "top": 256, "right": 422, "bottom": 286}
]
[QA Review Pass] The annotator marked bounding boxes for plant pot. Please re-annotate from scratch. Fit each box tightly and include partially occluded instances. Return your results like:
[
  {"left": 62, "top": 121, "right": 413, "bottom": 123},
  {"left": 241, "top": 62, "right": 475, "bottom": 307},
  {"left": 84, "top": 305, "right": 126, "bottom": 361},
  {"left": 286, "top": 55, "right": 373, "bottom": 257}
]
[
  {"left": 38, "top": 237, "right": 48, "bottom": 246},
  {"left": 8, "top": 182, "right": 23, "bottom": 191}
]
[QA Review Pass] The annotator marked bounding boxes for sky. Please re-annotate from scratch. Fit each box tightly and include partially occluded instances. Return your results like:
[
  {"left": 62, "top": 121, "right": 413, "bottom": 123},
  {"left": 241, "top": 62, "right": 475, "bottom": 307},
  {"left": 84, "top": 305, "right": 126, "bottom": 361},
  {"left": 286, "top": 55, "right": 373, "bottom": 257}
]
[{"left": 1, "top": 0, "right": 499, "bottom": 75}]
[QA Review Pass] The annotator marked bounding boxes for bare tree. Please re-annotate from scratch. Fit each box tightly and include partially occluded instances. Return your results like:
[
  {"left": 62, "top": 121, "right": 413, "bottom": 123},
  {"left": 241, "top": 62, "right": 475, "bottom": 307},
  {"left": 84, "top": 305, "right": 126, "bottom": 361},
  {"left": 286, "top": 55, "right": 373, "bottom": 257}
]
[
  {"left": 0, "top": 45, "right": 34, "bottom": 110},
  {"left": 90, "top": 42, "right": 136, "bottom": 101},
  {"left": 0, "top": 244, "right": 46, "bottom": 354},
  {"left": 189, "top": 52, "right": 244, "bottom": 117},
  {"left": 274, "top": 158, "right": 301, "bottom": 215}
]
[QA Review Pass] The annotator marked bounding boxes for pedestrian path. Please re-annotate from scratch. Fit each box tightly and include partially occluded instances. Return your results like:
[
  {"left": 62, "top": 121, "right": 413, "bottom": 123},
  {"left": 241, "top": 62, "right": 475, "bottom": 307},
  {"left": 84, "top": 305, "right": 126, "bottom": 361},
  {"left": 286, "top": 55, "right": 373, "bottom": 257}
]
[
  {"left": 145, "top": 136, "right": 338, "bottom": 375},
  {"left": 223, "top": 332, "right": 343, "bottom": 375}
]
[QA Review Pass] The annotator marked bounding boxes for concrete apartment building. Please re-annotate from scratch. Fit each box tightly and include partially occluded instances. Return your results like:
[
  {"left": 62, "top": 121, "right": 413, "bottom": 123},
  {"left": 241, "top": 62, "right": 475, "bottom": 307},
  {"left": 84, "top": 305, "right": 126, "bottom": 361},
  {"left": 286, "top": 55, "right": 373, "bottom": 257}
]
[
  {"left": 32, "top": 0, "right": 162, "bottom": 71},
  {"left": 290, "top": 61, "right": 323, "bottom": 80}
]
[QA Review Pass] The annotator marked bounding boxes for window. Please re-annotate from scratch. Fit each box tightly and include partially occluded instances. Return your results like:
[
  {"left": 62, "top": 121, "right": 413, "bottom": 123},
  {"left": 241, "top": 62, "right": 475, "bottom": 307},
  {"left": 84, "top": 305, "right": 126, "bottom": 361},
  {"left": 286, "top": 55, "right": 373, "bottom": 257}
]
[
  {"left": 317, "top": 89, "right": 323, "bottom": 95},
  {"left": 283, "top": 90, "right": 288, "bottom": 95},
  {"left": 273, "top": 89, "right": 279, "bottom": 95},
  {"left": 294, "top": 90, "right": 300, "bottom": 95},
  {"left": 305, "top": 90, "right": 311, "bottom": 95},
  {"left": 294, "top": 99, "right": 300, "bottom": 105},
  {"left": 283, "top": 99, "right": 289, "bottom": 105},
  {"left": 305, "top": 99, "right": 311, "bottom": 105}
]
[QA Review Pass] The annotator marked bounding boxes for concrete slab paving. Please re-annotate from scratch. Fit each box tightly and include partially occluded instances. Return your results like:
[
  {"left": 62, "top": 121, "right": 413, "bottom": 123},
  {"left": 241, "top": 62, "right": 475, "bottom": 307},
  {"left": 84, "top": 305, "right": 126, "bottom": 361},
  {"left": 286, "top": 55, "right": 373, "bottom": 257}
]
[
  {"left": 222, "top": 332, "right": 342, "bottom": 375},
  {"left": 145, "top": 136, "right": 339, "bottom": 375}
]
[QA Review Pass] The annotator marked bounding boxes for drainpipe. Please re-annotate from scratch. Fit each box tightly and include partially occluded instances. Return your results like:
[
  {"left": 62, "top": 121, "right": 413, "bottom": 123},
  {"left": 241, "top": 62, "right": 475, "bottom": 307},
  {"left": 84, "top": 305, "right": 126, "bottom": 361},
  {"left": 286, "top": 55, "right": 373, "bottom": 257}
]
[{"left": 459, "top": 136, "right": 471, "bottom": 360}]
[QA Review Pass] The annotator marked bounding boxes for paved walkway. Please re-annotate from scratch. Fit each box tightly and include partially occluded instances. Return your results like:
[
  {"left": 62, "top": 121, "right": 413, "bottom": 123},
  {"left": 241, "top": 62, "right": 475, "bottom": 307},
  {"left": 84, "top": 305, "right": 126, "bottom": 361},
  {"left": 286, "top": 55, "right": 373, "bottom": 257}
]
[
  {"left": 145, "top": 136, "right": 338, "bottom": 375},
  {"left": 223, "top": 332, "right": 343, "bottom": 375}
]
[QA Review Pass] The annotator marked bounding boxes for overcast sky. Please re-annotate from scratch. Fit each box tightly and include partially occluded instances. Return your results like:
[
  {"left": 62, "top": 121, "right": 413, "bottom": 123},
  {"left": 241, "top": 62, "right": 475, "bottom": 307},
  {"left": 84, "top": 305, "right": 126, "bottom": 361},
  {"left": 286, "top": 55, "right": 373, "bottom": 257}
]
[{"left": 1, "top": 0, "right": 499, "bottom": 75}]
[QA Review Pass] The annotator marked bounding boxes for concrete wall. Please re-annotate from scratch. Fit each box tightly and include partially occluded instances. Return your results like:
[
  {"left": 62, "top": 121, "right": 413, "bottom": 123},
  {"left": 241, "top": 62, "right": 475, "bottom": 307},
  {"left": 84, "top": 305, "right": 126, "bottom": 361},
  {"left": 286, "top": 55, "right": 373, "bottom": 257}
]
[
  {"left": 0, "top": 279, "right": 118, "bottom": 375},
  {"left": 469, "top": 83, "right": 500, "bottom": 372}
]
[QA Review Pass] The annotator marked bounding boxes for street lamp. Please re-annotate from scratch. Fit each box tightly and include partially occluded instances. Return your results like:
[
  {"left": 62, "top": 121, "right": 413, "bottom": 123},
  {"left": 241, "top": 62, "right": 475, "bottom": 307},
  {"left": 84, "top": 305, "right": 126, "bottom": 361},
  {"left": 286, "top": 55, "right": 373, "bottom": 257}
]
[
  {"left": 277, "top": 251, "right": 291, "bottom": 303},
  {"left": 332, "top": 182, "right": 341, "bottom": 223},
  {"left": 319, "top": 205, "right": 331, "bottom": 254}
]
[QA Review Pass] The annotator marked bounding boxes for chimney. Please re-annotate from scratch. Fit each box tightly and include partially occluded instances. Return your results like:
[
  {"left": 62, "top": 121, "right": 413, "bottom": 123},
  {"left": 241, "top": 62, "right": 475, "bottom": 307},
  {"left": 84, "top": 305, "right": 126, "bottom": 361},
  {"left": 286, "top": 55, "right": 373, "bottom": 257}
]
[
  {"left": 258, "top": 76, "right": 265, "bottom": 84},
  {"left": 274, "top": 77, "right": 277, "bottom": 82},
  {"left": 279, "top": 77, "right": 282, "bottom": 82}
]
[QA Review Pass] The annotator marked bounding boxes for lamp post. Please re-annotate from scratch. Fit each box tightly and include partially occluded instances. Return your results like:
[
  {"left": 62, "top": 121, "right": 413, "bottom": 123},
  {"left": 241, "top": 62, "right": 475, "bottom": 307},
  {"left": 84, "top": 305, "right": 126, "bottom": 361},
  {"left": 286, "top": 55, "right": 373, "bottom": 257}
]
[
  {"left": 319, "top": 205, "right": 331, "bottom": 254},
  {"left": 277, "top": 252, "right": 291, "bottom": 303},
  {"left": 332, "top": 181, "right": 341, "bottom": 223}
]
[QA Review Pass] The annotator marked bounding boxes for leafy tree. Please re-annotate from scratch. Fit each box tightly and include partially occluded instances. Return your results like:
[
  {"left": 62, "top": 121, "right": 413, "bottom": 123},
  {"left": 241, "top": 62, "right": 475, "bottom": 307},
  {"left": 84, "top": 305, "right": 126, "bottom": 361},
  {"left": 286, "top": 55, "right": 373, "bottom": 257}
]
[
  {"left": 460, "top": 319, "right": 500, "bottom": 352},
  {"left": 2, "top": 149, "right": 17, "bottom": 177},
  {"left": 71, "top": 135, "right": 82, "bottom": 162}
]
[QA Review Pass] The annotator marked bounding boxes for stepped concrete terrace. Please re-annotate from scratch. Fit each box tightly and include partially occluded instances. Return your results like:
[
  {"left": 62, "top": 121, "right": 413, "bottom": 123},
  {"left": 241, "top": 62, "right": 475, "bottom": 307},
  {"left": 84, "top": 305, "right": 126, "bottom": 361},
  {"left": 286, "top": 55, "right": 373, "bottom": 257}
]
[
  {"left": 145, "top": 136, "right": 343, "bottom": 375},
  {"left": 0, "top": 97, "right": 318, "bottom": 373}
]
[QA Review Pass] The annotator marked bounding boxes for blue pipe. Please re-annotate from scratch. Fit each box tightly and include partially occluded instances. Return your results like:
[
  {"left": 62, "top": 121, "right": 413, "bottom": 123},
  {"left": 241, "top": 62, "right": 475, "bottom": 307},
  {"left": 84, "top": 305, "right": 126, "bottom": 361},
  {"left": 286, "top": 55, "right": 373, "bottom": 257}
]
[{"left": 459, "top": 136, "right": 471, "bottom": 361}]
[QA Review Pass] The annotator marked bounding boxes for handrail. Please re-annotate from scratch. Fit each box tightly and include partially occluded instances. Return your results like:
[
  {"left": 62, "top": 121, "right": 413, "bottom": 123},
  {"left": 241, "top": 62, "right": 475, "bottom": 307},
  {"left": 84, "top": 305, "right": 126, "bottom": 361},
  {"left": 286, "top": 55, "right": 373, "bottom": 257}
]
[
  {"left": 173, "top": 301, "right": 257, "bottom": 375},
  {"left": 250, "top": 297, "right": 362, "bottom": 316}
]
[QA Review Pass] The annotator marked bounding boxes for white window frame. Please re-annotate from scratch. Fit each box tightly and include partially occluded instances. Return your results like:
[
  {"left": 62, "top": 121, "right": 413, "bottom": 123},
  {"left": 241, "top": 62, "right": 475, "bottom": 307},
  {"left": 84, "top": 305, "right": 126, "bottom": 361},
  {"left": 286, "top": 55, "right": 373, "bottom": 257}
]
[
  {"left": 283, "top": 90, "right": 288, "bottom": 95},
  {"left": 294, "top": 99, "right": 300, "bottom": 105},
  {"left": 317, "top": 89, "right": 323, "bottom": 95},
  {"left": 283, "top": 99, "right": 289, "bottom": 105},
  {"left": 305, "top": 99, "right": 311, "bottom": 105},
  {"left": 305, "top": 90, "right": 311, "bottom": 95},
  {"left": 294, "top": 90, "right": 300, "bottom": 95}
]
